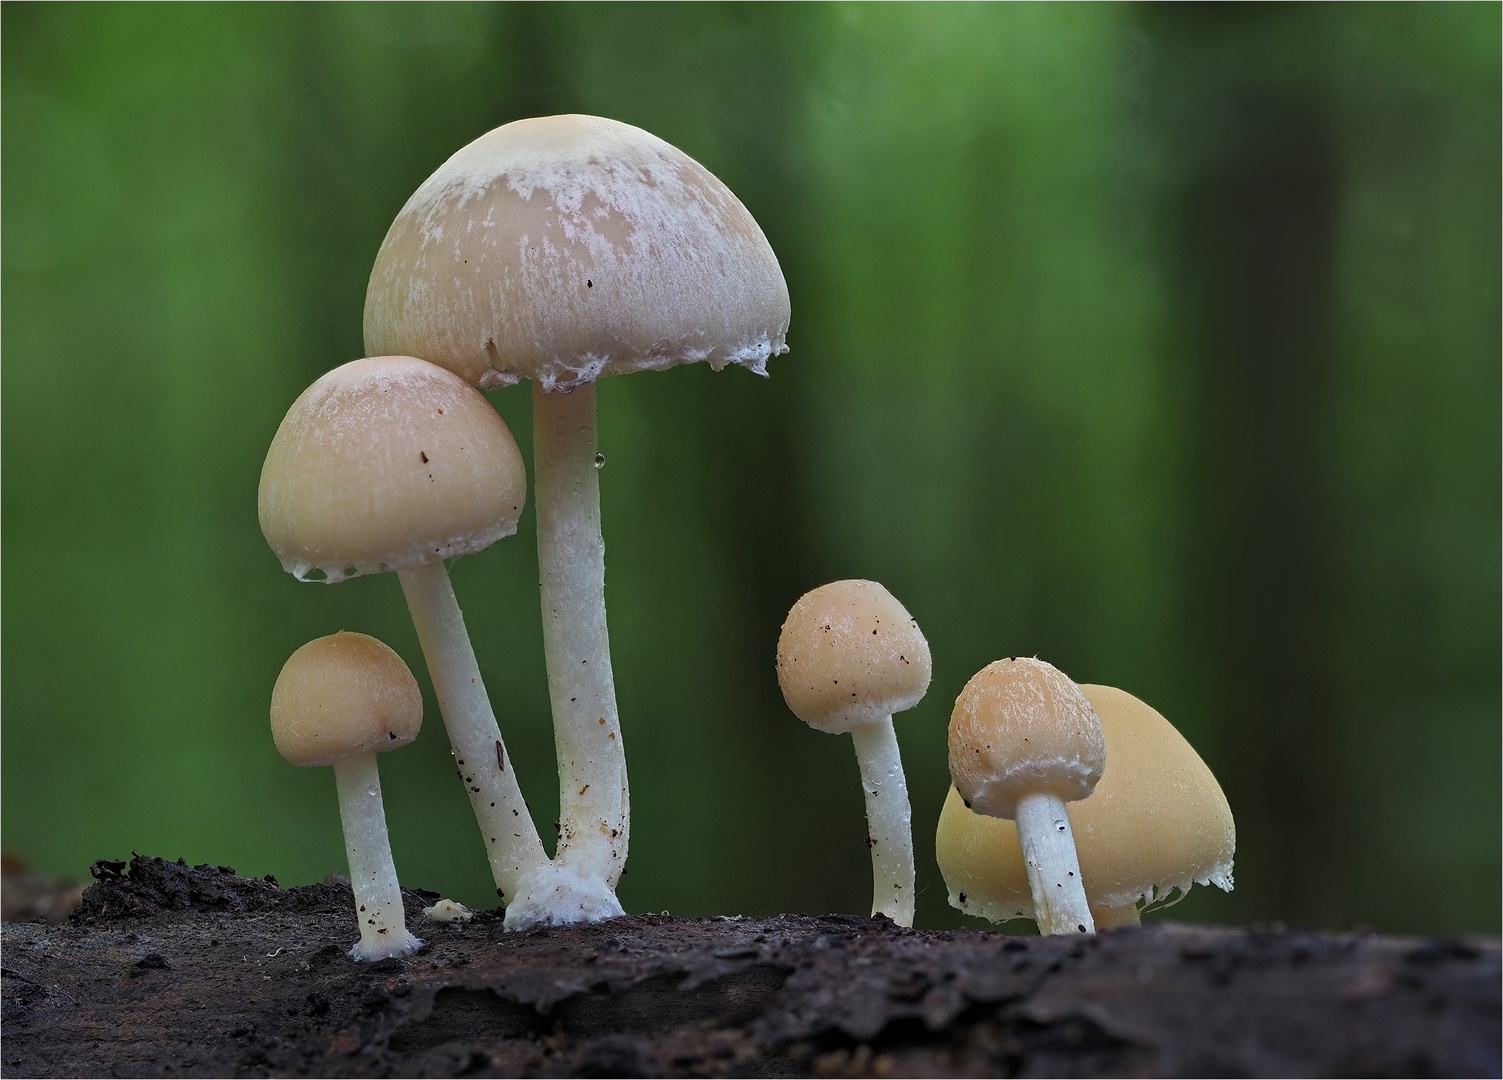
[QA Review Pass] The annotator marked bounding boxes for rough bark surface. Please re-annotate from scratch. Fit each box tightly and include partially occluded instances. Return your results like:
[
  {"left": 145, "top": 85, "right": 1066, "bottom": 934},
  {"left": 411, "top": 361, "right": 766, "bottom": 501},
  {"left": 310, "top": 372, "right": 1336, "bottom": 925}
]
[{"left": 2, "top": 855, "right": 1498, "bottom": 1078}]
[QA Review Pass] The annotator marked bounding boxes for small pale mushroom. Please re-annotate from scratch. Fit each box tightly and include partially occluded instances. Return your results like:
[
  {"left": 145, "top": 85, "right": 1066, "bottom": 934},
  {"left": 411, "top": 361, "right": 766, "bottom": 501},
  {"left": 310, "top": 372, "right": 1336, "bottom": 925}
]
[
  {"left": 948, "top": 657, "right": 1105, "bottom": 935},
  {"left": 260, "top": 355, "right": 616, "bottom": 929},
  {"left": 937, "top": 683, "right": 1235, "bottom": 929},
  {"left": 364, "top": 115, "right": 790, "bottom": 903},
  {"left": 776, "top": 580, "right": 931, "bottom": 926},
  {"left": 270, "top": 632, "right": 423, "bottom": 961}
]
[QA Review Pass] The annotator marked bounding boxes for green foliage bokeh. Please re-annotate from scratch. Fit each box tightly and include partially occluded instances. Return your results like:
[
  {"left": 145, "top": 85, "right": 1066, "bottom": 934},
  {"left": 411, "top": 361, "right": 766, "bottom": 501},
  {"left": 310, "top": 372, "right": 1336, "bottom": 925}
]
[{"left": 3, "top": 3, "right": 1498, "bottom": 934}]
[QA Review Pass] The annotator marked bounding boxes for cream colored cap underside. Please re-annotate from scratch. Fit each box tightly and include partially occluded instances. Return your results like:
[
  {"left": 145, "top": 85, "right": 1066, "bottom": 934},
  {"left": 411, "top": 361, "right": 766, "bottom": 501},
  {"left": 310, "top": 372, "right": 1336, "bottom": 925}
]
[
  {"left": 364, "top": 114, "right": 790, "bottom": 392},
  {"left": 948, "top": 657, "right": 1106, "bottom": 817},
  {"left": 937, "top": 683, "right": 1236, "bottom": 922},
  {"left": 776, "top": 579, "right": 932, "bottom": 735},
  {"left": 270, "top": 632, "right": 423, "bottom": 768},
  {"left": 258, "top": 356, "right": 526, "bottom": 583}
]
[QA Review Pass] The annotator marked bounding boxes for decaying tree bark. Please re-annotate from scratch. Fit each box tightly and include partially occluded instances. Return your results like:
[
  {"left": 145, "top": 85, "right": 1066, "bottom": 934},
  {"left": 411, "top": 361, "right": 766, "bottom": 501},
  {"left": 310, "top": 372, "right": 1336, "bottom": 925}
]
[{"left": 2, "top": 855, "right": 1498, "bottom": 1077}]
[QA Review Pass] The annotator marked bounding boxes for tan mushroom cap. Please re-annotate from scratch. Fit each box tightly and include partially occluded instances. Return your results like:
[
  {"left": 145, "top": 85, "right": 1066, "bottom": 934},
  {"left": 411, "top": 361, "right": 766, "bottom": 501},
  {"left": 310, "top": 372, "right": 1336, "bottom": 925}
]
[
  {"left": 363, "top": 114, "right": 790, "bottom": 392},
  {"left": 948, "top": 657, "right": 1106, "bottom": 819},
  {"left": 776, "top": 580, "right": 932, "bottom": 735},
  {"left": 258, "top": 355, "right": 526, "bottom": 583},
  {"left": 937, "top": 683, "right": 1236, "bottom": 922},
  {"left": 271, "top": 632, "right": 423, "bottom": 769}
]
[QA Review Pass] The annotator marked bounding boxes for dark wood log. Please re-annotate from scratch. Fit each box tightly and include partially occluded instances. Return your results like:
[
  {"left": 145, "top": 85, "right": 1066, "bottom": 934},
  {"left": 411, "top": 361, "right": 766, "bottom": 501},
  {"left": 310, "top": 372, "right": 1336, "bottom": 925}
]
[{"left": 2, "top": 854, "right": 1497, "bottom": 1077}]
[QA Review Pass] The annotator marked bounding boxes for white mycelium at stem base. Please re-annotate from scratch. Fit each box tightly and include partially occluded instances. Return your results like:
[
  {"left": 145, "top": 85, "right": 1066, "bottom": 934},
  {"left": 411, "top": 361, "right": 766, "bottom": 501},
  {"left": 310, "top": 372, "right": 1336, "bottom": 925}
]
[
  {"left": 363, "top": 115, "right": 791, "bottom": 915},
  {"left": 937, "top": 683, "right": 1235, "bottom": 930},
  {"left": 948, "top": 657, "right": 1106, "bottom": 936},
  {"left": 270, "top": 632, "right": 425, "bottom": 961},
  {"left": 533, "top": 381, "right": 628, "bottom": 889},
  {"left": 334, "top": 752, "right": 422, "bottom": 960},
  {"left": 777, "top": 580, "right": 931, "bottom": 927}
]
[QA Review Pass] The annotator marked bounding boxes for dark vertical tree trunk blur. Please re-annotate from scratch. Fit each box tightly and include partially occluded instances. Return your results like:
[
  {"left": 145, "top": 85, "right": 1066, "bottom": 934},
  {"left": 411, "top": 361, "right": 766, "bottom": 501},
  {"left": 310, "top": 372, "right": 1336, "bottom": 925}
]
[{"left": 1155, "top": 8, "right": 1350, "bottom": 925}]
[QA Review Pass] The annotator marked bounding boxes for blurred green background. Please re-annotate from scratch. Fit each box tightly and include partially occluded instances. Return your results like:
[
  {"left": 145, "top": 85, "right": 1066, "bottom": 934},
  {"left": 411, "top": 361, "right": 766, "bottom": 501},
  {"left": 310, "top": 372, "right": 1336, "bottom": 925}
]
[{"left": 4, "top": 3, "right": 1498, "bottom": 935}]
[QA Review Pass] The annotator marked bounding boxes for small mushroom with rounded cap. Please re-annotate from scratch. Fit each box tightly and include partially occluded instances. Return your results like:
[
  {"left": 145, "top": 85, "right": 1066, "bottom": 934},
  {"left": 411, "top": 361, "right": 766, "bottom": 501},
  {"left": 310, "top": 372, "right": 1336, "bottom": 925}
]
[
  {"left": 937, "top": 683, "right": 1235, "bottom": 928},
  {"left": 776, "top": 580, "right": 931, "bottom": 926},
  {"left": 271, "top": 632, "right": 424, "bottom": 961},
  {"left": 948, "top": 657, "right": 1105, "bottom": 935},
  {"left": 259, "top": 355, "right": 613, "bottom": 929},
  {"left": 364, "top": 115, "right": 790, "bottom": 899}
]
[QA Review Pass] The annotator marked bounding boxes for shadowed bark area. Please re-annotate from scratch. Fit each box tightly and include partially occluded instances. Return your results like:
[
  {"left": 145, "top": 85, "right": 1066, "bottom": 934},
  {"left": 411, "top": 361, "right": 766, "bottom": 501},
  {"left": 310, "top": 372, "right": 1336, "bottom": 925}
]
[{"left": 2, "top": 855, "right": 1497, "bottom": 1078}]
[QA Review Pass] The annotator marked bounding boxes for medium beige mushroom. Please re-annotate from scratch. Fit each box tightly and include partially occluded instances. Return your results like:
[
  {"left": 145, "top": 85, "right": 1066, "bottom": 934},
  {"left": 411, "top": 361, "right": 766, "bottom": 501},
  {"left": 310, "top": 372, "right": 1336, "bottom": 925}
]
[
  {"left": 776, "top": 580, "right": 930, "bottom": 926},
  {"left": 271, "top": 632, "right": 423, "bottom": 960},
  {"left": 937, "top": 683, "right": 1235, "bottom": 928},
  {"left": 260, "top": 355, "right": 606, "bottom": 929},
  {"left": 948, "top": 657, "right": 1105, "bottom": 934},
  {"left": 363, "top": 115, "right": 790, "bottom": 900}
]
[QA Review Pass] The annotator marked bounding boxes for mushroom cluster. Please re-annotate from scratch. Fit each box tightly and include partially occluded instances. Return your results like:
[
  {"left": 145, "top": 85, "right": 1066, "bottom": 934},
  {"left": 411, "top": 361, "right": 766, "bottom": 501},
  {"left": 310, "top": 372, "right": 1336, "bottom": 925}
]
[
  {"left": 259, "top": 115, "right": 789, "bottom": 946},
  {"left": 256, "top": 111, "right": 1236, "bottom": 951},
  {"left": 938, "top": 681, "right": 1235, "bottom": 930}
]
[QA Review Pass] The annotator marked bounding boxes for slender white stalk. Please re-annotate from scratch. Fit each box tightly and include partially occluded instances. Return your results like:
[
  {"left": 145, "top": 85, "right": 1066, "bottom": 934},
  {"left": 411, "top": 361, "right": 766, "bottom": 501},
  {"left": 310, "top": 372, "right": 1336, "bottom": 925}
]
[
  {"left": 334, "top": 752, "right": 422, "bottom": 961},
  {"left": 398, "top": 560, "right": 548, "bottom": 902},
  {"left": 532, "top": 381, "right": 628, "bottom": 888},
  {"left": 850, "top": 719, "right": 915, "bottom": 926},
  {"left": 1090, "top": 902, "right": 1141, "bottom": 930},
  {"left": 1015, "top": 790, "right": 1095, "bottom": 935}
]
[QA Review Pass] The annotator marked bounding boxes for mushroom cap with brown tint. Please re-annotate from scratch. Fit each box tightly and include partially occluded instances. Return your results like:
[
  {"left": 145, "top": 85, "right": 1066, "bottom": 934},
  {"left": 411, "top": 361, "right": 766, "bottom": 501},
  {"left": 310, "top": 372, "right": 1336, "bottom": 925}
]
[
  {"left": 948, "top": 657, "right": 1106, "bottom": 820},
  {"left": 271, "top": 632, "right": 423, "bottom": 769},
  {"left": 937, "top": 683, "right": 1236, "bottom": 922},
  {"left": 363, "top": 114, "right": 790, "bottom": 392},
  {"left": 776, "top": 580, "right": 932, "bottom": 735},
  {"left": 258, "top": 355, "right": 526, "bottom": 583}
]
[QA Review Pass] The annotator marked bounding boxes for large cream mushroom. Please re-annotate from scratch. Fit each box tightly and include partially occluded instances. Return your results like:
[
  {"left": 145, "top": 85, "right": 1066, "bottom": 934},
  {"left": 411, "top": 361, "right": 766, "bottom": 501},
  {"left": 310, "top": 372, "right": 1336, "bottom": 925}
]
[
  {"left": 363, "top": 115, "right": 790, "bottom": 900},
  {"left": 776, "top": 580, "right": 930, "bottom": 926},
  {"left": 949, "top": 657, "right": 1106, "bottom": 935},
  {"left": 271, "top": 632, "right": 424, "bottom": 961},
  {"left": 260, "top": 355, "right": 620, "bottom": 929},
  {"left": 937, "top": 683, "right": 1235, "bottom": 928}
]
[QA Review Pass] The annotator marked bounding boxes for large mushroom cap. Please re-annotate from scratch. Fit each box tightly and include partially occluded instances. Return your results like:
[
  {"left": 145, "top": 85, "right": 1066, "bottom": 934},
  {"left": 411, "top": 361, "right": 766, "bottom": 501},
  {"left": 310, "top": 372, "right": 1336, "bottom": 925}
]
[
  {"left": 271, "top": 632, "right": 423, "bottom": 769},
  {"left": 938, "top": 683, "right": 1236, "bottom": 922},
  {"left": 776, "top": 579, "right": 932, "bottom": 734},
  {"left": 948, "top": 657, "right": 1106, "bottom": 819},
  {"left": 363, "top": 114, "right": 790, "bottom": 392},
  {"left": 258, "top": 355, "right": 526, "bottom": 583}
]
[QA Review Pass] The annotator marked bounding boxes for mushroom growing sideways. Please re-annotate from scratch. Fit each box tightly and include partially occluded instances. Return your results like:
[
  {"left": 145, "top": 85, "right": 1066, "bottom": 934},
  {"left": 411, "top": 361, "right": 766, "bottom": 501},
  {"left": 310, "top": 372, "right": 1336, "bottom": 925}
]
[
  {"left": 259, "top": 355, "right": 616, "bottom": 928},
  {"left": 364, "top": 115, "right": 790, "bottom": 900},
  {"left": 270, "top": 632, "right": 423, "bottom": 960},
  {"left": 776, "top": 580, "right": 931, "bottom": 926},
  {"left": 937, "top": 683, "right": 1235, "bottom": 928},
  {"left": 948, "top": 657, "right": 1106, "bottom": 935}
]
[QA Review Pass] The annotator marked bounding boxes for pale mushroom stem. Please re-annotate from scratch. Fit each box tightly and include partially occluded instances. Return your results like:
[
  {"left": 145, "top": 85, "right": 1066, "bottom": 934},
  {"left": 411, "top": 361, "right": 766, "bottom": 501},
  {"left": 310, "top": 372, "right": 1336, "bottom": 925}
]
[
  {"left": 398, "top": 560, "right": 549, "bottom": 901},
  {"left": 1015, "top": 791, "right": 1096, "bottom": 935},
  {"left": 1090, "top": 902, "right": 1142, "bottom": 929},
  {"left": 333, "top": 751, "right": 422, "bottom": 960},
  {"left": 850, "top": 718, "right": 915, "bottom": 926},
  {"left": 532, "top": 381, "right": 628, "bottom": 887},
  {"left": 1016, "top": 787, "right": 1100, "bottom": 931}
]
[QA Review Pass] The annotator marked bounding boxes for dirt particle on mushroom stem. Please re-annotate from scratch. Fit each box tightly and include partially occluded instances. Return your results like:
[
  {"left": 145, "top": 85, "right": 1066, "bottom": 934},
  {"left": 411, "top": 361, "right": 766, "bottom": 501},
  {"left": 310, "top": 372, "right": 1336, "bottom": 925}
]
[
  {"left": 598, "top": 717, "right": 606, "bottom": 725},
  {"left": 579, "top": 785, "right": 590, "bottom": 796},
  {"left": 420, "top": 451, "right": 428, "bottom": 463},
  {"left": 495, "top": 741, "right": 505, "bottom": 772}
]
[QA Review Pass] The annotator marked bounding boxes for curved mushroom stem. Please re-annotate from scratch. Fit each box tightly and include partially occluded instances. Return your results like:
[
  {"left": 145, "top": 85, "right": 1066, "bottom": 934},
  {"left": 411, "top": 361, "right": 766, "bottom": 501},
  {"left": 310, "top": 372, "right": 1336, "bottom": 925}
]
[
  {"left": 1090, "top": 901, "right": 1142, "bottom": 930},
  {"left": 1015, "top": 791, "right": 1095, "bottom": 935},
  {"left": 850, "top": 718, "right": 915, "bottom": 926},
  {"left": 398, "top": 560, "right": 549, "bottom": 902},
  {"left": 532, "top": 381, "right": 629, "bottom": 890},
  {"left": 333, "top": 751, "right": 422, "bottom": 961}
]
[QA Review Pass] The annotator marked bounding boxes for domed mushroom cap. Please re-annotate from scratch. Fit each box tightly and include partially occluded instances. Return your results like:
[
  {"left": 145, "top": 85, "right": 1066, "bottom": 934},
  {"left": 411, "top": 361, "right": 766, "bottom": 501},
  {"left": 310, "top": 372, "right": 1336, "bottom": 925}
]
[
  {"left": 364, "top": 114, "right": 790, "bottom": 392},
  {"left": 259, "top": 355, "right": 526, "bottom": 583},
  {"left": 937, "top": 683, "right": 1235, "bottom": 922},
  {"left": 948, "top": 657, "right": 1105, "bottom": 819},
  {"left": 271, "top": 632, "right": 423, "bottom": 769},
  {"left": 776, "top": 580, "right": 931, "bottom": 735}
]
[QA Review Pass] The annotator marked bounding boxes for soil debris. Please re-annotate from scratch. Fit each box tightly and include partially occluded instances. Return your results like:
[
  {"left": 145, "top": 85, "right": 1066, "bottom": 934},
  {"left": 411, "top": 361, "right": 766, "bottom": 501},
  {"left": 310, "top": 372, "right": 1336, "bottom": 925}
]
[{"left": 1, "top": 855, "right": 1497, "bottom": 1077}]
